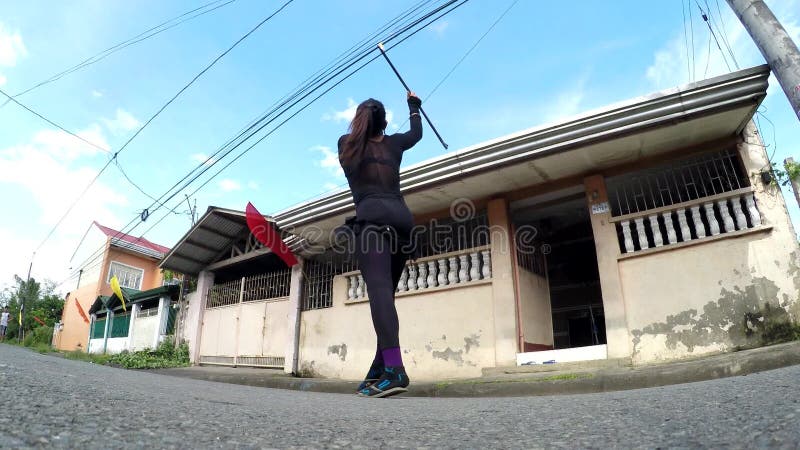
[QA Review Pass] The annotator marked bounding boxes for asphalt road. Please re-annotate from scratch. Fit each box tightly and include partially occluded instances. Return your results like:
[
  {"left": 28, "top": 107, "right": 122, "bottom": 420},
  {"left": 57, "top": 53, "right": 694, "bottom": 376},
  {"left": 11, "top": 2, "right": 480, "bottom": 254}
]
[{"left": 1, "top": 344, "right": 799, "bottom": 449}]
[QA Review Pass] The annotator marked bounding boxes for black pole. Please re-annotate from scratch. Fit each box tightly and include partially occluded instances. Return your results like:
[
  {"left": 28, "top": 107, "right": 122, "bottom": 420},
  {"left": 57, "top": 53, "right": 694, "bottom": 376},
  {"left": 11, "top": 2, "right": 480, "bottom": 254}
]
[{"left": 377, "top": 43, "right": 448, "bottom": 150}]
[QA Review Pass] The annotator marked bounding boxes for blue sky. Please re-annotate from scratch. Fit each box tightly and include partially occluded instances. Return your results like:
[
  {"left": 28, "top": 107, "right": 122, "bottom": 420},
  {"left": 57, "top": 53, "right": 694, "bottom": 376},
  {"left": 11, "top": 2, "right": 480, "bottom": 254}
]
[{"left": 1, "top": 0, "right": 799, "bottom": 290}]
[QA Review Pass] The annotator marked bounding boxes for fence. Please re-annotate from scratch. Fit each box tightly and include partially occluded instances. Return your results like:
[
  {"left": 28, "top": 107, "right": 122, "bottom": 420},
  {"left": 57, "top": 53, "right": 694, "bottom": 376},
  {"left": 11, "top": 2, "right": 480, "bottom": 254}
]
[
  {"left": 607, "top": 149, "right": 762, "bottom": 254},
  {"left": 207, "top": 269, "right": 292, "bottom": 309}
]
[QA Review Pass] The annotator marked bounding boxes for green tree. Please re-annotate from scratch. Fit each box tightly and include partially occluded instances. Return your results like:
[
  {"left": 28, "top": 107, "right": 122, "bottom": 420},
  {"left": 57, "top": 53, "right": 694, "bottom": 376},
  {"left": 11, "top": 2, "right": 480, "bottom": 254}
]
[{"left": 0, "top": 276, "right": 63, "bottom": 341}]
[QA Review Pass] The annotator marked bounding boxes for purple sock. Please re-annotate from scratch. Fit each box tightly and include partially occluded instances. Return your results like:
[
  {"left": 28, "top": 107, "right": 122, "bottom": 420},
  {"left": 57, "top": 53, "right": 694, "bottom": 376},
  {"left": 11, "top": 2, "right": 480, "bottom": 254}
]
[{"left": 381, "top": 347, "right": 403, "bottom": 367}]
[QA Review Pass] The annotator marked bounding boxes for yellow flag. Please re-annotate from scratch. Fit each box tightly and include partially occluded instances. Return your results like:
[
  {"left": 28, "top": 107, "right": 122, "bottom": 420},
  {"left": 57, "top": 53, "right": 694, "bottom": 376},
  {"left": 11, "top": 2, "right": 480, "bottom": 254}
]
[{"left": 110, "top": 276, "right": 127, "bottom": 312}]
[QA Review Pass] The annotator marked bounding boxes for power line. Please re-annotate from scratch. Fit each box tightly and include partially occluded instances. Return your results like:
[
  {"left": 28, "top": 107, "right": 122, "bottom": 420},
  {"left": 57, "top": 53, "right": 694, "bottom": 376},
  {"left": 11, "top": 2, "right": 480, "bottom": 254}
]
[
  {"left": 0, "top": 88, "right": 110, "bottom": 153},
  {"left": 31, "top": 0, "right": 295, "bottom": 255},
  {"left": 688, "top": 0, "right": 696, "bottom": 80},
  {"left": 695, "top": 0, "right": 732, "bottom": 72},
  {"left": 1, "top": 0, "right": 237, "bottom": 106},
  {"left": 707, "top": 0, "right": 740, "bottom": 69},
  {"left": 681, "top": 0, "right": 692, "bottom": 82},
  {"left": 58, "top": 0, "right": 471, "bottom": 286}
]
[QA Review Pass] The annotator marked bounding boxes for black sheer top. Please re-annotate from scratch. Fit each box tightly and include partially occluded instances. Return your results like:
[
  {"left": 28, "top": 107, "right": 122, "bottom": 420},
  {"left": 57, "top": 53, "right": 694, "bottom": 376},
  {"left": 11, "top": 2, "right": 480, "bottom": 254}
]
[{"left": 338, "top": 102, "right": 422, "bottom": 204}]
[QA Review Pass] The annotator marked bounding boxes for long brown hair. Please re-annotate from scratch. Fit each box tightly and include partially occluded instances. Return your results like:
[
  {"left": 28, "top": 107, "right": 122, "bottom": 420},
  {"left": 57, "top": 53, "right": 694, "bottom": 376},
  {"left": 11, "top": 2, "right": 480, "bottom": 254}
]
[{"left": 340, "top": 98, "right": 386, "bottom": 171}]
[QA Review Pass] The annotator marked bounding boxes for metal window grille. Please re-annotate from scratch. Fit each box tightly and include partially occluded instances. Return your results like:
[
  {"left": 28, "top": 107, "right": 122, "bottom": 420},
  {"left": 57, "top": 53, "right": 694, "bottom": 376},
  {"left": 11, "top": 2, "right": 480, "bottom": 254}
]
[
  {"left": 207, "top": 279, "right": 241, "bottom": 308},
  {"left": 107, "top": 261, "right": 144, "bottom": 290},
  {"left": 242, "top": 270, "right": 291, "bottom": 302},
  {"left": 91, "top": 318, "right": 106, "bottom": 339},
  {"left": 110, "top": 313, "right": 130, "bottom": 338},
  {"left": 415, "top": 211, "right": 489, "bottom": 258},
  {"left": 165, "top": 305, "right": 178, "bottom": 335},
  {"left": 302, "top": 250, "right": 358, "bottom": 311},
  {"left": 516, "top": 242, "right": 546, "bottom": 276},
  {"left": 237, "top": 355, "right": 285, "bottom": 368},
  {"left": 607, "top": 149, "right": 749, "bottom": 216}
]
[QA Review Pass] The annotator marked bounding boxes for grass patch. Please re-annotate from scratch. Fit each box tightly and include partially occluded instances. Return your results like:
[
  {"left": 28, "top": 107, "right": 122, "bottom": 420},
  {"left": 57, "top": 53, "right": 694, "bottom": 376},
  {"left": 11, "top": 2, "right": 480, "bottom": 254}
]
[{"left": 55, "top": 340, "right": 190, "bottom": 369}]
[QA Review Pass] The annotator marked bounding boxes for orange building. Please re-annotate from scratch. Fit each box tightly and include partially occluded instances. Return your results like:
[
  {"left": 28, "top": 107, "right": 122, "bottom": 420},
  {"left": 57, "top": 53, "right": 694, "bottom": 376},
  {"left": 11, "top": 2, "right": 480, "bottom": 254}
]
[{"left": 53, "top": 222, "right": 170, "bottom": 351}]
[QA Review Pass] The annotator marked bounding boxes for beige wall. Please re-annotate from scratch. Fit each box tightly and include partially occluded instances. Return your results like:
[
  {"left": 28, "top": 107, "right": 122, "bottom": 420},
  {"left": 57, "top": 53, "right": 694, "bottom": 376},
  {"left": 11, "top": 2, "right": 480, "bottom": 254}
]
[
  {"left": 617, "top": 124, "right": 800, "bottom": 363},
  {"left": 98, "top": 246, "right": 164, "bottom": 297},
  {"left": 516, "top": 268, "right": 553, "bottom": 348},
  {"left": 487, "top": 198, "right": 520, "bottom": 365},
  {"left": 299, "top": 275, "right": 496, "bottom": 380},
  {"left": 58, "top": 280, "right": 99, "bottom": 351}
]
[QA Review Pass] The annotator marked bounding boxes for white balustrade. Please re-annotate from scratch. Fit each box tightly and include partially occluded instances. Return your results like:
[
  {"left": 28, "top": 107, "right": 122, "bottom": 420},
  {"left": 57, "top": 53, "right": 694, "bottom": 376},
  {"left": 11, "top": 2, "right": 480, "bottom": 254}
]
[
  {"left": 437, "top": 259, "right": 448, "bottom": 286},
  {"left": 634, "top": 217, "right": 649, "bottom": 250},
  {"left": 356, "top": 274, "right": 364, "bottom": 298},
  {"left": 621, "top": 220, "right": 635, "bottom": 253},
  {"left": 398, "top": 267, "right": 408, "bottom": 292},
  {"left": 615, "top": 192, "right": 763, "bottom": 255},
  {"left": 458, "top": 254, "right": 470, "bottom": 282},
  {"left": 662, "top": 212, "right": 677, "bottom": 245},
  {"left": 731, "top": 197, "right": 748, "bottom": 230},
  {"left": 690, "top": 205, "right": 706, "bottom": 238},
  {"left": 407, "top": 265, "right": 418, "bottom": 291},
  {"left": 448, "top": 257, "right": 458, "bottom": 284},
  {"left": 704, "top": 202, "right": 720, "bottom": 236},
  {"left": 481, "top": 250, "right": 492, "bottom": 279},
  {"left": 470, "top": 253, "right": 481, "bottom": 281},
  {"left": 417, "top": 262, "right": 428, "bottom": 289},
  {"left": 348, "top": 276, "right": 356, "bottom": 299},
  {"left": 427, "top": 261, "right": 437, "bottom": 288},
  {"left": 745, "top": 193, "right": 761, "bottom": 226},
  {"left": 649, "top": 214, "right": 663, "bottom": 247},
  {"left": 676, "top": 209, "right": 692, "bottom": 242},
  {"left": 717, "top": 199, "right": 735, "bottom": 233}
]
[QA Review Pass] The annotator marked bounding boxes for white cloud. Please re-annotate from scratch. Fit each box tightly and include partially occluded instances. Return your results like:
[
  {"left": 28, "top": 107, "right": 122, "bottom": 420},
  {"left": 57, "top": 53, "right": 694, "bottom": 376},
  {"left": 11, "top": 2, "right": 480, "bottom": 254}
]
[
  {"left": 543, "top": 81, "right": 586, "bottom": 124},
  {"left": 218, "top": 178, "right": 241, "bottom": 192},
  {"left": 91, "top": 90, "right": 103, "bottom": 98},
  {"left": 322, "top": 98, "right": 395, "bottom": 129},
  {"left": 102, "top": 108, "right": 141, "bottom": 134},
  {"left": 247, "top": 181, "right": 259, "bottom": 190},
  {"left": 0, "top": 73, "right": 6, "bottom": 87},
  {"left": 322, "top": 98, "right": 358, "bottom": 123},
  {"left": 429, "top": 20, "right": 449, "bottom": 37},
  {"left": 190, "top": 152, "right": 217, "bottom": 166},
  {"left": 0, "top": 22, "right": 27, "bottom": 67},
  {"left": 310, "top": 145, "right": 343, "bottom": 178},
  {"left": 0, "top": 125, "right": 128, "bottom": 285}
]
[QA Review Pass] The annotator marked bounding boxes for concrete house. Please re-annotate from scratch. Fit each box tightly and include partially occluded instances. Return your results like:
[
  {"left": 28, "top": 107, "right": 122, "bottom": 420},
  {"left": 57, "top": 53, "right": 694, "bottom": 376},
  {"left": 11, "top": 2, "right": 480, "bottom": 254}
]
[
  {"left": 161, "top": 65, "right": 800, "bottom": 380},
  {"left": 53, "top": 222, "right": 171, "bottom": 352}
]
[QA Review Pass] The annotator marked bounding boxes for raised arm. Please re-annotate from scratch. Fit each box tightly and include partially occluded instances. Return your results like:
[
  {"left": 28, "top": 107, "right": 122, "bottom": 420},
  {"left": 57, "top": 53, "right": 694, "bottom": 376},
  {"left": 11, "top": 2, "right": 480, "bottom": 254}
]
[{"left": 393, "top": 92, "right": 423, "bottom": 151}]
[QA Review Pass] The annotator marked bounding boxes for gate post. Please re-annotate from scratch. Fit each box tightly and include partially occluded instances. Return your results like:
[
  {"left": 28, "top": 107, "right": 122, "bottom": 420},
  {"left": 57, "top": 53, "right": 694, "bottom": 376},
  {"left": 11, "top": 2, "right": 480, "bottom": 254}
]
[
  {"left": 284, "top": 257, "right": 304, "bottom": 374},
  {"left": 190, "top": 270, "right": 215, "bottom": 365}
]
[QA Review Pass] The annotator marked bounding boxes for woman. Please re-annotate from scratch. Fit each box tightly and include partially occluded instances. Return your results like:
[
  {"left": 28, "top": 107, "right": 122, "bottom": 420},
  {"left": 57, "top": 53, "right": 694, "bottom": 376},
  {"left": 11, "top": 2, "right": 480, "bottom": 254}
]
[{"left": 338, "top": 92, "right": 423, "bottom": 397}]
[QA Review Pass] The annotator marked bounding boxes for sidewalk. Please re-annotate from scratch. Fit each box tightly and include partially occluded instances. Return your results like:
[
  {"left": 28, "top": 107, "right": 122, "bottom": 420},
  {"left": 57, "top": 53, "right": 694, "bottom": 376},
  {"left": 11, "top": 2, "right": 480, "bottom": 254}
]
[{"left": 150, "top": 340, "right": 800, "bottom": 397}]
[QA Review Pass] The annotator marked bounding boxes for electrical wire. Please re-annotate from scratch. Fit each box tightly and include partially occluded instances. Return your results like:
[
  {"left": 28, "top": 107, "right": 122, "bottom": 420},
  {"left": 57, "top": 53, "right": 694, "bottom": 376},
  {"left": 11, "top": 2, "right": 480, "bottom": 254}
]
[
  {"left": 695, "top": 0, "right": 732, "bottom": 72},
  {"left": 57, "top": 0, "right": 471, "bottom": 286},
  {"left": 0, "top": 88, "right": 110, "bottom": 154},
  {"left": 688, "top": 0, "right": 696, "bottom": 80},
  {"left": 1, "top": 0, "right": 237, "bottom": 106},
  {"left": 682, "top": 0, "right": 693, "bottom": 82},
  {"left": 709, "top": 0, "right": 739, "bottom": 69},
  {"left": 32, "top": 0, "right": 294, "bottom": 255}
]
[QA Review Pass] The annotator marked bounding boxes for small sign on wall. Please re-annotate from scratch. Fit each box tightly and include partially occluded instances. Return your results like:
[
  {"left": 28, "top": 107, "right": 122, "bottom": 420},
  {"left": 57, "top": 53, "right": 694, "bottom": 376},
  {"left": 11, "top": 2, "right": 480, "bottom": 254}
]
[{"left": 591, "top": 202, "right": 610, "bottom": 215}]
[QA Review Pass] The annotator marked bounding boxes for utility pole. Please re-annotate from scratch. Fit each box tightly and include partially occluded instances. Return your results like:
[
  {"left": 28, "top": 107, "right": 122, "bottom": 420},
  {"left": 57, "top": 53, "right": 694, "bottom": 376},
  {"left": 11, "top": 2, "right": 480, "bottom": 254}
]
[{"left": 726, "top": 0, "right": 800, "bottom": 121}]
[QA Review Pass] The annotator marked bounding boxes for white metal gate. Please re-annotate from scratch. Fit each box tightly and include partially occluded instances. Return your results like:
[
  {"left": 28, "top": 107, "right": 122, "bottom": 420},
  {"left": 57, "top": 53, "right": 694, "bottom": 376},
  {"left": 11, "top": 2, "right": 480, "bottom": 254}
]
[{"left": 198, "top": 272, "right": 291, "bottom": 368}]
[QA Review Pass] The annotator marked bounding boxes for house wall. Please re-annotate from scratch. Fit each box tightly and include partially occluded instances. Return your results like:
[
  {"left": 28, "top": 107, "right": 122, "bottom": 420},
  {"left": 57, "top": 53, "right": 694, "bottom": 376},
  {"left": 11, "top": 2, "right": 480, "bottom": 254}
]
[
  {"left": 516, "top": 268, "right": 554, "bottom": 349},
  {"left": 616, "top": 124, "right": 800, "bottom": 363},
  {"left": 298, "top": 275, "right": 496, "bottom": 381},
  {"left": 97, "top": 246, "right": 163, "bottom": 297},
  {"left": 57, "top": 280, "right": 99, "bottom": 351},
  {"left": 237, "top": 299, "right": 290, "bottom": 358},
  {"left": 131, "top": 314, "right": 159, "bottom": 351},
  {"left": 182, "top": 291, "right": 201, "bottom": 361}
]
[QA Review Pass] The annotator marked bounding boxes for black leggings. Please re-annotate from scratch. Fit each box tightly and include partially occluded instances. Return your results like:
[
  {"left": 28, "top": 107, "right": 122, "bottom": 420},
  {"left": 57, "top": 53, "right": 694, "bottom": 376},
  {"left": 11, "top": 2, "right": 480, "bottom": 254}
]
[{"left": 354, "top": 196, "right": 414, "bottom": 350}]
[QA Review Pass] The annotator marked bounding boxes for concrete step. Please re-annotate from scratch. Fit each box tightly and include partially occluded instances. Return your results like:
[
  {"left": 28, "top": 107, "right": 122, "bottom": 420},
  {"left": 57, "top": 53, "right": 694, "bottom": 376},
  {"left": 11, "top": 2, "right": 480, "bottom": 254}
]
[{"left": 482, "top": 357, "right": 632, "bottom": 377}]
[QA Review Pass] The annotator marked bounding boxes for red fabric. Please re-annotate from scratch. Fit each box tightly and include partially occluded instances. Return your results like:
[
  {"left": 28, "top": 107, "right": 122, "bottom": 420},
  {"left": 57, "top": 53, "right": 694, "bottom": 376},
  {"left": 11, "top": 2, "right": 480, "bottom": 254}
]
[
  {"left": 75, "top": 298, "right": 90, "bottom": 324},
  {"left": 245, "top": 202, "right": 298, "bottom": 267},
  {"left": 33, "top": 316, "right": 46, "bottom": 326}
]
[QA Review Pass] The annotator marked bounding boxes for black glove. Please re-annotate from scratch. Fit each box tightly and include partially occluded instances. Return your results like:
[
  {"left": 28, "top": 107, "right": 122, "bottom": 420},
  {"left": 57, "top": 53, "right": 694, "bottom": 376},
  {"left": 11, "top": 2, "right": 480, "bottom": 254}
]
[{"left": 407, "top": 95, "right": 422, "bottom": 109}]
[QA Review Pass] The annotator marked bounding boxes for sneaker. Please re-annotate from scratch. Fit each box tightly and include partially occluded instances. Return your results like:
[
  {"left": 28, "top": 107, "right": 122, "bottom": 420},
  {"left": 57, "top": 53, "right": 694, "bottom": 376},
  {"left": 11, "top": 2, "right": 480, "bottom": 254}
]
[
  {"left": 358, "top": 366, "right": 409, "bottom": 398},
  {"left": 356, "top": 363, "right": 385, "bottom": 392}
]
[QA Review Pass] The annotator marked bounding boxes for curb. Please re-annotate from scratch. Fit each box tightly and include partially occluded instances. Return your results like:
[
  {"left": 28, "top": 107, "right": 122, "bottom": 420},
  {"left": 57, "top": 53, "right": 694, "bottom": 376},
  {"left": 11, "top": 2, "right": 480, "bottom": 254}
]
[{"left": 151, "top": 341, "right": 800, "bottom": 398}]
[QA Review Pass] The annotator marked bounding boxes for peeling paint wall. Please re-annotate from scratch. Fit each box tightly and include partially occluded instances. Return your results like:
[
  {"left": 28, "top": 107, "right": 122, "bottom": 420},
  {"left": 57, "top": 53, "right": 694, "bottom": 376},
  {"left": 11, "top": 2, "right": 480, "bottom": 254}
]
[
  {"left": 298, "top": 276, "right": 496, "bottom": 380},
  {"left": 618, "top": 126, "right": 800, "bottom": 363}
]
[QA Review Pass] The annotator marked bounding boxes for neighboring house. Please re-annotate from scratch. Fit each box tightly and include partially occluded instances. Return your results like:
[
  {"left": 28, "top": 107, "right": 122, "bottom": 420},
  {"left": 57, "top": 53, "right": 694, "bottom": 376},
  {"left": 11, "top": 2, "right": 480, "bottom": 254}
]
[
  {"left": 53, "top": 221, "right": 170, "bottom": 351},
  {"left": 161, "top": 65, "right": 800, "bottom": 380},
  {"left": 86, "top": 285, "right": 179, "bottom": 354}
]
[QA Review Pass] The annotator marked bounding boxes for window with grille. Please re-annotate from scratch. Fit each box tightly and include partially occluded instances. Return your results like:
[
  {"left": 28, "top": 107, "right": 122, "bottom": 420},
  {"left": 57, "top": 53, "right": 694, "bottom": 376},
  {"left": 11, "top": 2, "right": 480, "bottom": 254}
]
[{"left": 107, "top": 261, "right": 144, "bottom": 290}]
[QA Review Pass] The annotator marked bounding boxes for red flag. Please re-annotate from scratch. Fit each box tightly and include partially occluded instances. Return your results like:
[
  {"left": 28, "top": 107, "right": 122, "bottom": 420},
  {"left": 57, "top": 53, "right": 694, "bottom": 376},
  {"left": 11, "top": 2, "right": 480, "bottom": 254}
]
[
  {"left": 33, "top": 316, "right": 46, "bottom": 326},
  {"left": 245, "top": 202, "right": 298, "bottom": 267},
  {"left": 75, "top": 298, "right": 90, "bottom": 324}
]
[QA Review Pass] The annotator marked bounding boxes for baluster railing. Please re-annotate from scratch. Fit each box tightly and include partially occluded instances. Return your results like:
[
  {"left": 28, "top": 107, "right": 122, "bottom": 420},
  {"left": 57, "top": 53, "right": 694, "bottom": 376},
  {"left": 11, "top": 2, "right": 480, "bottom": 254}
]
[{"left": 613, "top": 190, "right": 764, "bottom": 255}]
